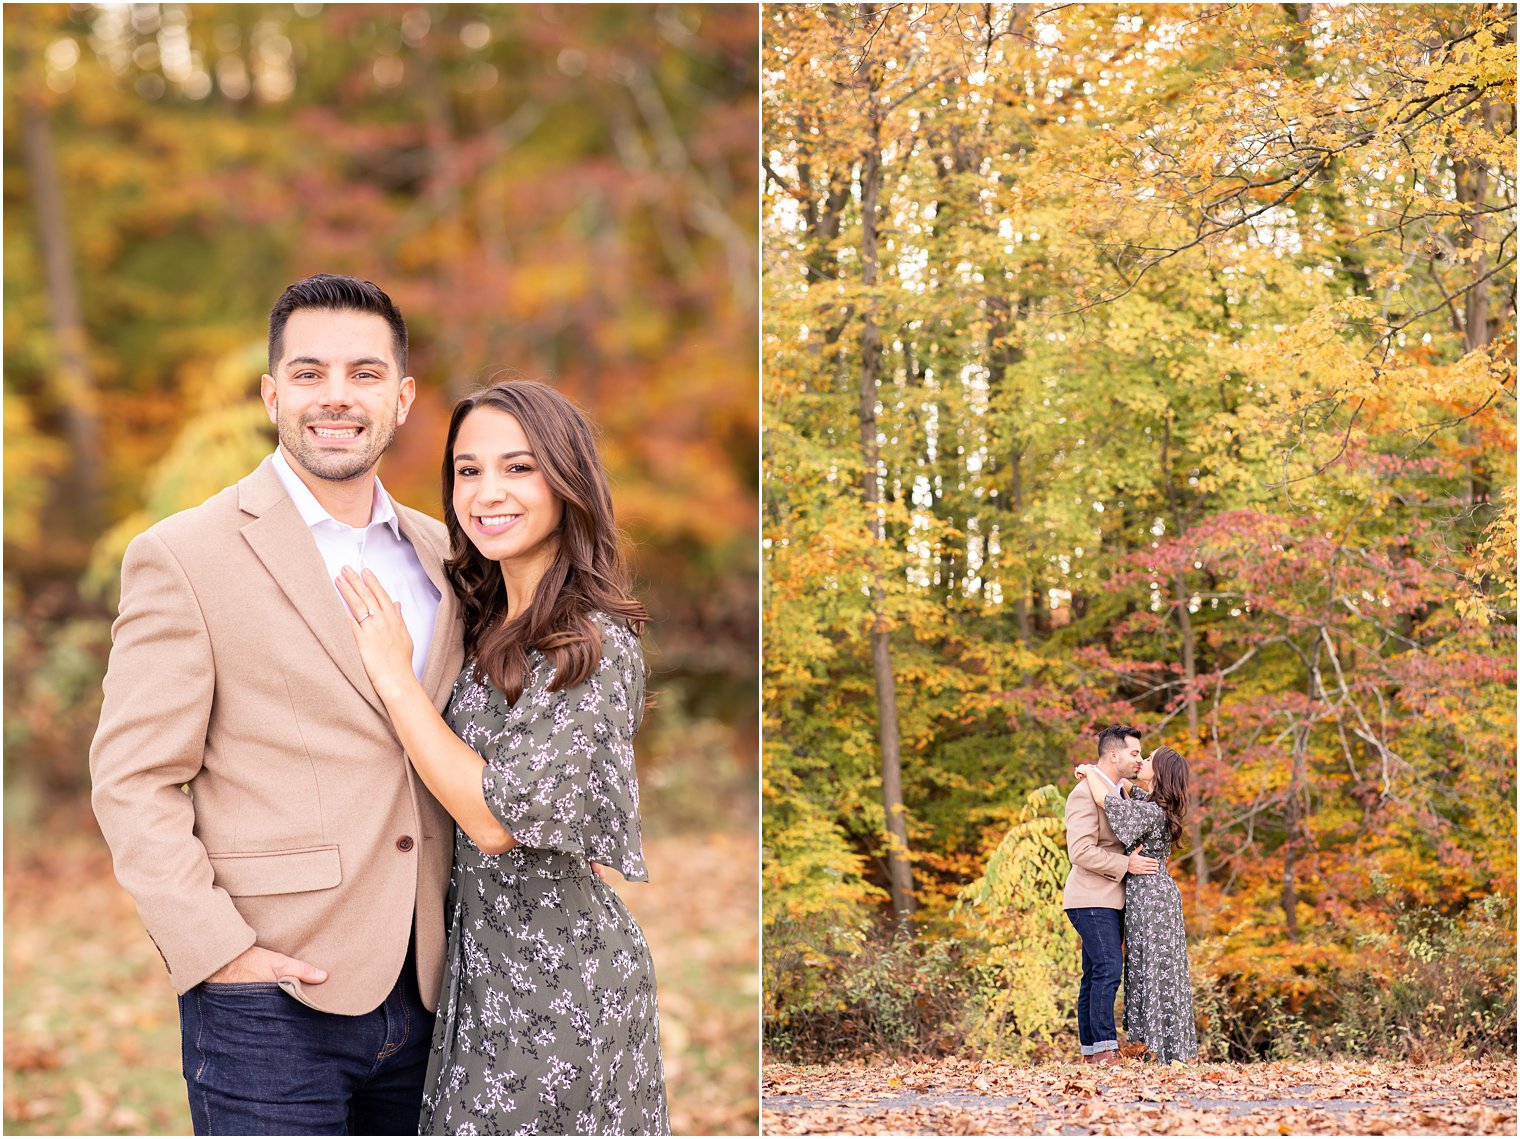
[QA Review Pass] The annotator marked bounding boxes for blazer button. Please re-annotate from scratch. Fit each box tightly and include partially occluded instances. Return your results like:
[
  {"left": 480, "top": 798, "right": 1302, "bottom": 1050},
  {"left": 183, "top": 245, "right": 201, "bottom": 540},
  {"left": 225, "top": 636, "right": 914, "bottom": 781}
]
[{"left": 396, "top": 835, "right": 415, "bottom": 852}]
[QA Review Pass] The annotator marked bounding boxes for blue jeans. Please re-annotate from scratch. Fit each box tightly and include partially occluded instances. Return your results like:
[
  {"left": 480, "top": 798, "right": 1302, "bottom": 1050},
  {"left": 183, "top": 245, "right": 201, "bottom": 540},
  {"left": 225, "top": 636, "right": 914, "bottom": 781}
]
[
  {"left": 178, "top": 949, "right": 433, "bottom": 1135},
  {"left": 1066, "top": 907, "right": 1124, "bottom": 1055}
]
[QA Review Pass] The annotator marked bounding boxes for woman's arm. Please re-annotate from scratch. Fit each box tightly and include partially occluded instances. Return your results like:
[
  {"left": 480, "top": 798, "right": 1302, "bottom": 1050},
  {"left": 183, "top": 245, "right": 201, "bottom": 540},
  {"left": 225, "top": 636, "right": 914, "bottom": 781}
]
[
  {"left": 336, "top": 567, "right": 515, "bottom": 855},
  {"left": 1074, "top": 764, "right": 1107, "bottom": 806},
  {"left": 1100, "top": 791, "right": 1165, "bottom": 850}
]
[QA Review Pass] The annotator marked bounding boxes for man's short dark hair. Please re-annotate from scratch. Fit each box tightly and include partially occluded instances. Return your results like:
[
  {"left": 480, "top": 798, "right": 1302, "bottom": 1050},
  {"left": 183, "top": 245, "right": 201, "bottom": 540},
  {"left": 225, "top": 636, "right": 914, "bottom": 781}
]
[
  {"left": 1097, "top": 724, "right": 1142, "bottom": 759},
  {"left": 267, "top": 274, "right": 408, "bottom": 374}
]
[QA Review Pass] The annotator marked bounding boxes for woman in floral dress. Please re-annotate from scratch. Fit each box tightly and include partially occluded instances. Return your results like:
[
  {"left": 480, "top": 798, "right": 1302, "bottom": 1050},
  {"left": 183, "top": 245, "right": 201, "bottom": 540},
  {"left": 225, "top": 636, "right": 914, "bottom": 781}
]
[
  {"left": 336, "top": 379, "right": 668, "bottom": 1134},
  {"left": 1074, "top": 746, "right": 1198, "bottom": 1063}
]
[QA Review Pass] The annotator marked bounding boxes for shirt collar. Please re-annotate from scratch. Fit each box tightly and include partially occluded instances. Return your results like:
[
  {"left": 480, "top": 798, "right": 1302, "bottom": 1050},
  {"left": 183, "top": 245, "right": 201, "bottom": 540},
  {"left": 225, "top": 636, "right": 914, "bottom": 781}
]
[
  {"left": 1091, "top": 766, "right": 1123, "bottom": 796},
  {"left": 270, "top": 448, "right": 400, "bottom": 538}
]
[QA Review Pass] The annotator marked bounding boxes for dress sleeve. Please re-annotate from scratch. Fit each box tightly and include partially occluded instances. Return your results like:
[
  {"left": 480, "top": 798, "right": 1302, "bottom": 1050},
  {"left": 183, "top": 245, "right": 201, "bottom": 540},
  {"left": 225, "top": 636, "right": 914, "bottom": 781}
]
[
  {"left": 1102, "top": 792, "right": 1164, "bottom": 850},
  {"left": 480, "top": 617, "right": 649, "bottom": 881}
]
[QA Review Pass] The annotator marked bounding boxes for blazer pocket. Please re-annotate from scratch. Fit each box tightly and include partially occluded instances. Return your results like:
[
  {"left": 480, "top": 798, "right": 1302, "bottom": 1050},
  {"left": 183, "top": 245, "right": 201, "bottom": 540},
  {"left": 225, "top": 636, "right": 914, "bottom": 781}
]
[{"left": 209, "top": 845, "right": 342, "bottom": 897}]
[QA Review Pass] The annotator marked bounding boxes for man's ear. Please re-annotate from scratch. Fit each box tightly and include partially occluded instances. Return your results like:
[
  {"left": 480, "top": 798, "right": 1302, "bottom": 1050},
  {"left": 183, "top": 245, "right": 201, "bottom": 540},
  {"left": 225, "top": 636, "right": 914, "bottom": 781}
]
[
  {"left": 260, "top": 374, "right": 279, "bottom": 424},
  {"left": 395, "top": 376, "right": 417, "bottom": 426}
]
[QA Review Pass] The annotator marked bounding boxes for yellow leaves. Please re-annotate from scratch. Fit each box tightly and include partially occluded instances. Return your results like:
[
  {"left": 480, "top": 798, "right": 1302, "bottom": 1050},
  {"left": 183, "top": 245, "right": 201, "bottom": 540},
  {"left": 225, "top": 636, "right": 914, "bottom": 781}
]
[
  {"left": 1377, "top": 356, "right": 1502, "bottom": 407},
  {"left": 1370, "top": 265, "right": 1410, "bottom": 290},
  {"left": 1457, "top": 484, "right": 1518, "bottom": 627},
  {"left": 2, "top": 389, "right": 68, "bottom": 553},
  {"left": 762, "top": 806, "right": 888, "bottom": 925},
  {"left": 1237, "top": 296, "right": 1385, "bottom": 409},
  {"left": 1414, "top": 16, "right": 1517, "bottom": 100},
  {"left": 82, "top": 342, "right": 277, "bottom": 601}
]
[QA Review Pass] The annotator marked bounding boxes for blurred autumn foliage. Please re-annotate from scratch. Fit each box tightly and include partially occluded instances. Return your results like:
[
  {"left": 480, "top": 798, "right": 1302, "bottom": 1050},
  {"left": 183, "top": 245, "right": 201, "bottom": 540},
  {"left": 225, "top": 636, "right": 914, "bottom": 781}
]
[
  {"left": 4, "top": 3, "right": 758, "bottom": 1134},
  {"left": 762, "top": 3, "right": 1515, "bottom": 1063}
]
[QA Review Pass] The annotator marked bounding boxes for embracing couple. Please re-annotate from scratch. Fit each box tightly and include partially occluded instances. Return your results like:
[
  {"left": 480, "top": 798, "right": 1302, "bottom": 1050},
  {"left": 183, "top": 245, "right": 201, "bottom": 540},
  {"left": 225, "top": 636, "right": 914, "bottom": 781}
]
[
  {"left": 1062, "top": 724, "right": 1198, "bottom": 1066},
  {"left": 90, "top": 275, "right": 669, "bottom": 1135}
]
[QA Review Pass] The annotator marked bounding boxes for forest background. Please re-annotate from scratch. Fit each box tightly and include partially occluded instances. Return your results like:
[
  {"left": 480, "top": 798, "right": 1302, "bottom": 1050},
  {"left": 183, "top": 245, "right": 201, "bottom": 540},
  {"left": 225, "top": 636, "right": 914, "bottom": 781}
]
[
  {"left": 4, "top": 4, "right": 758, "bottom": 1135},
  {"left": 763, "top": 3, "right": 1516, "bottom": 1065}
]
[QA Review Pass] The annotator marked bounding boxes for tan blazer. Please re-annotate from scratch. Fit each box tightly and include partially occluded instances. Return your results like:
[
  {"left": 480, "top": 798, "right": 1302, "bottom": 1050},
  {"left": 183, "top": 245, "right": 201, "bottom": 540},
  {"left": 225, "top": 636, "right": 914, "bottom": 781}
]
[
  {"left": 1062, "top": 780, "right": 1130, "bottom": 910},
  {"left": 90, "top": 457, "right": 464, "bottom": 1015}
]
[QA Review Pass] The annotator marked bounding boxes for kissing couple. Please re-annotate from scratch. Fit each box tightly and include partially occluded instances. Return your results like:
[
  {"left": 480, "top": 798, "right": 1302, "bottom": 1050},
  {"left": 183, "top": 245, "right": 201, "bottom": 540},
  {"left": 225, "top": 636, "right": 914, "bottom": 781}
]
[{"left": 1062, "top": 724, "right": 1199, "bottom": 1065}]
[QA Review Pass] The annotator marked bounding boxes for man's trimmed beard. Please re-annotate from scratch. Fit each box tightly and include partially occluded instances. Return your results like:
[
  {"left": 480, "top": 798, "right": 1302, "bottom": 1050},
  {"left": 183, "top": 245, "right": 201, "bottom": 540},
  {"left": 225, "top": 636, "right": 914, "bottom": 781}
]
[{"left": 277, "top": 409, "right": 397, "bottom": 484}]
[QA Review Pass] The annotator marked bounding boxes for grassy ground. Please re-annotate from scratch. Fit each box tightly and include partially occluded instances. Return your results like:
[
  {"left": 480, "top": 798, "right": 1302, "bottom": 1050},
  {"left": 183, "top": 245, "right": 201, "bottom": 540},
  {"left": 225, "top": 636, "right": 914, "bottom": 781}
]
[{"left": 4, "top": 804, "right": 758, "bottom": 1135}]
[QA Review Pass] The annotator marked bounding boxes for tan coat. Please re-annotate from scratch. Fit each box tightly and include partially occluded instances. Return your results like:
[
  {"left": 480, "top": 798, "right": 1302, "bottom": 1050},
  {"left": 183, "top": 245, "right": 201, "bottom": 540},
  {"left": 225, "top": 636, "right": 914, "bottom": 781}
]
[
  {"left": 1062, "top": 780, "right": 1130, "bottom": 910},
  {"left": 90, "top": 457, "right": 464, "bottom": 1015}
]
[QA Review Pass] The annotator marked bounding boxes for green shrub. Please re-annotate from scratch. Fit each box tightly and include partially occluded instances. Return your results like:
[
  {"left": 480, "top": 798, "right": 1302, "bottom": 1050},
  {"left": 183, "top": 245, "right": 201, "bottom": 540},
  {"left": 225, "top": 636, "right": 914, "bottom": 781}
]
[
  {"left": 953, "top": 785, "right": 1079, "bottom": 1060},
  {"left": 1338, "top": 893, "right": 1516, "bottom": 1060},
  {"left": 763, "top": 916, "right": 969, "bottom": 1059}
]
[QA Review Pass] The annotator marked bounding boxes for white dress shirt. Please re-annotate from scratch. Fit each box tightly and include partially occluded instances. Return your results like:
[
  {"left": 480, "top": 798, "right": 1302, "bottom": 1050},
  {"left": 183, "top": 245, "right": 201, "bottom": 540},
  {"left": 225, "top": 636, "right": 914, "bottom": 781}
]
[
  {"left": 1090, "top": 766, "right": 1125, "bottom": 800},
  {"left": 271, "top": 449, "right": 441, "bottom": 681}
]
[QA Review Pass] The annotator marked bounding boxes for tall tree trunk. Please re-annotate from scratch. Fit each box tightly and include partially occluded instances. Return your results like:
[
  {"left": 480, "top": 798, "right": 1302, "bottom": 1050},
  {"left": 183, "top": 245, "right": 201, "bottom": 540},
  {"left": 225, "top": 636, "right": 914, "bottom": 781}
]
[
  {"left": 1282, "top": 669, "right": 1315, "bottom": 940},
  {"left": 1454, "top": 95, "right": 1500, "bottom": 507},
  {"left": 1281, "top": 842, "right": 1298, "bottom": 940},
  {"left": 23, "top": 95, "right": 101, "bottom": 533},
  {"left": 1010, "top": 451, "right": 1033, "bottom": 641},
  {"left": 1161, "top": 422, "right": 1208, "bottom": 892},
  {"left": 985, "top": 293, "right": 1034, "bottom": 641},
  {"left": 1174, "top": 572, "right": 1207, "bottom": 892},
  {"left": 857, "top": 79, "right": 916, "bottom": 925}
]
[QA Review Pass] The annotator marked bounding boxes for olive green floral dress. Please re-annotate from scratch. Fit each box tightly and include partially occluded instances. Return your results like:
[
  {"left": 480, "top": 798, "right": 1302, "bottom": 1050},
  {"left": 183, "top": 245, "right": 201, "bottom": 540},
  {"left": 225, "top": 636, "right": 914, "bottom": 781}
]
[
  {"left": 420, "top": 615, "right": 669, "bottom": 1135},
  {"left": 1103, "top": 788, "right": 1199, "bottom": 1064}
]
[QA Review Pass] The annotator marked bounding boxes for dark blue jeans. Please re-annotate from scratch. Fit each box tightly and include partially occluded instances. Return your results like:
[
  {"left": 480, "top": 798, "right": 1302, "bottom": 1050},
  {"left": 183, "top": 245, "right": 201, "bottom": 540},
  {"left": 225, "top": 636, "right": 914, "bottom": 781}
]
[
  {"left": 178, "top": 950, "right": 433, "bottom": 1135},
  {"left": 1066, "top": 906, "right": 1124, "bottom": 1056}
]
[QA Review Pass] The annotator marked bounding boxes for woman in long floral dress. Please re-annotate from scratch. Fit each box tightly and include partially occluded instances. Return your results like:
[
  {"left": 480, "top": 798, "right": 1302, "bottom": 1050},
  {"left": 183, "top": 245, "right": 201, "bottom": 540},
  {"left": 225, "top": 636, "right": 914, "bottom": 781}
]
[
  {"left": 1074, "top": 746, "right": 1198, "bottom": 1063},
  {"left": 335, "top": 379, "right": 668, "bottom": 1134}
]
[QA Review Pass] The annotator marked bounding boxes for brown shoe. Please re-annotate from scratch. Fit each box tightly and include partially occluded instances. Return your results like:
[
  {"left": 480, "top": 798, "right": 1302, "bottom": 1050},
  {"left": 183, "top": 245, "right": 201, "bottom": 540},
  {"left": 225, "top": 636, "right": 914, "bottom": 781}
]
[{"left": 1088, "top": 1049, "right": 1120, "bottom": 1066}]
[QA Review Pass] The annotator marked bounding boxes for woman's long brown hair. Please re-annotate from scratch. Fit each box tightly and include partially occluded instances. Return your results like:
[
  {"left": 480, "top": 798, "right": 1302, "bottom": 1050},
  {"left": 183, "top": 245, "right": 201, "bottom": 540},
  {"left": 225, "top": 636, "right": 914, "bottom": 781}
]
[
  {"left": 1148, "top": 746, "right": 1191, "bottom": 848},
  {"left": 442, "top": 380, "right": 647, "bottom": 703}
]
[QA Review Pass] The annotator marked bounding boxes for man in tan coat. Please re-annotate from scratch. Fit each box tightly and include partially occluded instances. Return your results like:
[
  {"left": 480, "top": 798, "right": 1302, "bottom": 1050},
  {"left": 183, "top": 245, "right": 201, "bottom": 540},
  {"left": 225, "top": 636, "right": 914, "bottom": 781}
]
[
  {"left": 1063, "top": 724, "right": 1157, "bottom": 1066},
  {"left": 90, "top": 275, "right": 463, "bottom": 1134}
]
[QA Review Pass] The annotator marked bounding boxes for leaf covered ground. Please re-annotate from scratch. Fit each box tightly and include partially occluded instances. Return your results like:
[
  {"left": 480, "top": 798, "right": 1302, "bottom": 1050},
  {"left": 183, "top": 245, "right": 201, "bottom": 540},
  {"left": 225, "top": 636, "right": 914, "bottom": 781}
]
[
  {"left": 762, "top": 1056, "right": 1516, "bottom": 1135},
  {"left": 5, "top": 808, "right": 759, "bottom": 1136}
]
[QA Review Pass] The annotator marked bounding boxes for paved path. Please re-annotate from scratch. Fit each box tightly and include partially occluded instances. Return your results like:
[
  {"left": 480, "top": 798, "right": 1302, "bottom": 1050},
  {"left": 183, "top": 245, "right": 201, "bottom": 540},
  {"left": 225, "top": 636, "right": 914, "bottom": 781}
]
[{"left": 761, "top": 1059, "right": 1517, "bottom": 1135}]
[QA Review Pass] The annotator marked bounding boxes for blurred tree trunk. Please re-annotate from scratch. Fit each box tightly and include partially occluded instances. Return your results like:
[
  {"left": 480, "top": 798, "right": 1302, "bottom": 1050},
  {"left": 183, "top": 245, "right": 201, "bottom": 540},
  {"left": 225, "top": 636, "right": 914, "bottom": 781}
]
[{"left": 23, "top": 94, "right": 101, "bottom": 533}]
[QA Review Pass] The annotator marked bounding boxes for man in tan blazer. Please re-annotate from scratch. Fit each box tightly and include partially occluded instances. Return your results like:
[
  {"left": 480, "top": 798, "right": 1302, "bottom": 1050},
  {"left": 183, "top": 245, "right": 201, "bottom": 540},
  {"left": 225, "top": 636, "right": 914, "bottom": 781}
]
[
  {"left": 1063, "top": 724, "right": 1157, "bottom": 1066},
  {"left": 91, "top": 275, "right": 463, "bottom": 1134}
]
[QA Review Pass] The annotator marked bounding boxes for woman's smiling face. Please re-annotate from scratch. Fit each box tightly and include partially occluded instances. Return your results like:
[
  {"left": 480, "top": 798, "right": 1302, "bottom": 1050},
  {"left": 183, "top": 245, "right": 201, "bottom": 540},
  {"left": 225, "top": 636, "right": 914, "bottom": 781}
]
[{"left": 450, "top": 406, "right": 563, "bottom": 571}]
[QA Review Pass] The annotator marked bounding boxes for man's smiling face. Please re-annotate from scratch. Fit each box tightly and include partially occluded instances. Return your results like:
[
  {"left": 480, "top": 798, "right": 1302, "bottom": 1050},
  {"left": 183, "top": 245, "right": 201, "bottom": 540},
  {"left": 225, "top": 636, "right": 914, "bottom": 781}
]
[{"left": 261, "top": 308, "right": 415, "bottom": 485}]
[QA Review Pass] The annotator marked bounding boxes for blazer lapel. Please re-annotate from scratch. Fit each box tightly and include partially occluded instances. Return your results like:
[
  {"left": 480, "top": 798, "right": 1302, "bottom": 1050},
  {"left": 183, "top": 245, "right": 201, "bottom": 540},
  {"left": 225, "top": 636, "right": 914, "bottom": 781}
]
[
  {"left": 237, "top": 459, "right": 388, "bottom": 718},
  {"left": 396, "top": 507, "right": 463, "bottom": 709}
]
